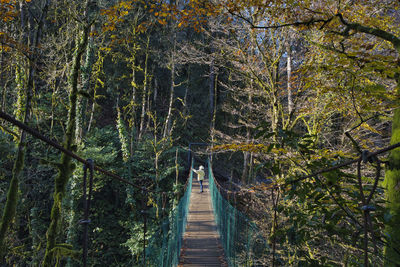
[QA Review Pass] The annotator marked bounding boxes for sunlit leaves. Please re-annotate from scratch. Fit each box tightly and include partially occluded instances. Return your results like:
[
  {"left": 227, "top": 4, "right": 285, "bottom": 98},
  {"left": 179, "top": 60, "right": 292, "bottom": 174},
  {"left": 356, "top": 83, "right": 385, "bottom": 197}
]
[
  {"left": 100, "top": 1, "right": 135, "bottom": 33},
  {"left": 0, "top": 0, "right": 18, "bottom": 22}
]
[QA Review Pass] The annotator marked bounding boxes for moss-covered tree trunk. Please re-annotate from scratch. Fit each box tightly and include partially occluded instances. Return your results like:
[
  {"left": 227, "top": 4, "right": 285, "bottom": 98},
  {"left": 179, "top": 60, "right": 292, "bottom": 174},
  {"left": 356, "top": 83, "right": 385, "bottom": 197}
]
[
  {"left": 66, "top": 23, "right": 96, "bottom": 267},
  {"left": 138, "top": 34, "right": 150, "bottom": 141},
  {"left": 42, "top": 21, "right": 89, "bottom": 267},
  {"left": 76, "top": 24, "right": 96, "bottom": 143},
  {"left": 384, "top": 78, "right": 400, "bottom": 266},
  {"left": 0, "top": 134, "right": 27, "bottom": 259},
  {"left": 0, "top": 0, "right": 49, "bottom": 259}
]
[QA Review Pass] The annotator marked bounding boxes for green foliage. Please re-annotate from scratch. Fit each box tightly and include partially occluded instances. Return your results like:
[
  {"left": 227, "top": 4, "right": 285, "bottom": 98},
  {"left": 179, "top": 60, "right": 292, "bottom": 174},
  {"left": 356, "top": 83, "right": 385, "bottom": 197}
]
[
  {"left": 1, "top": 0, "right": 399, "bottom": 266},
  {"left": 51, "top": 243, "right": 81, "bottom": 267},
  {"left": 0, "top": 147, "right": 24, "bottom": 256},
  {"left": 209, "top": 161, "right": 268, "bottom": 266},
  {"left": 383, "top": 110, "right": 400, "bottom": 265},
  {"left": 116, "top": 107, "right": 131, "bottom": 162}
]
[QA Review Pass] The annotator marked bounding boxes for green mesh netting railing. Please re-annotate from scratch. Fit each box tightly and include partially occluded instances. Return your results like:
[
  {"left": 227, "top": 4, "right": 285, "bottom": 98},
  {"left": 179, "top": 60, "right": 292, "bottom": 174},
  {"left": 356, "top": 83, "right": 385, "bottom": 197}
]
[
  {"left": 208, "top": 160, "right": 268, "bottom": 267},
  {"left": 143, "top": 166, "right": 193, "bottom": 267}
]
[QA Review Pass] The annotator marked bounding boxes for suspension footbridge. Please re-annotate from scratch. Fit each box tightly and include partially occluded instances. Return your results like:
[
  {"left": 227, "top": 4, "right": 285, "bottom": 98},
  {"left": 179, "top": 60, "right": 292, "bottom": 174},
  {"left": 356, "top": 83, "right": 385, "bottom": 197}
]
[
  {"left": 0, "top": 110, "right": 268, "bottom": 267},
  {"left": 179, "top": 168, "right": 226, "bottom": 267},
  {"left": 3, "top": 109, "right": 400, "bottom": 266},
  {"left": 144, "top": 159, "right": 267, "bottom": 267}
]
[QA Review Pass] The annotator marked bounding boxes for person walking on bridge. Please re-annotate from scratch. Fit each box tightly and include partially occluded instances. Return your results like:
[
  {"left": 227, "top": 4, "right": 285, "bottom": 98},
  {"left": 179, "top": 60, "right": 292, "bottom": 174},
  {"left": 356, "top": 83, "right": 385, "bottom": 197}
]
[{"left": 193, "top": 165, "right": 205, "bottom": 193}]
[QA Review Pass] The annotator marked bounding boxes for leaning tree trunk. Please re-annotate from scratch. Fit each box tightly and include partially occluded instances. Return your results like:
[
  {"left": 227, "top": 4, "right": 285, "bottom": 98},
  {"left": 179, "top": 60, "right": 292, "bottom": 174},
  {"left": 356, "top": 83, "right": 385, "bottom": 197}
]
[{"left": 43, "top": 19, "right": 90, "bottom": 267}]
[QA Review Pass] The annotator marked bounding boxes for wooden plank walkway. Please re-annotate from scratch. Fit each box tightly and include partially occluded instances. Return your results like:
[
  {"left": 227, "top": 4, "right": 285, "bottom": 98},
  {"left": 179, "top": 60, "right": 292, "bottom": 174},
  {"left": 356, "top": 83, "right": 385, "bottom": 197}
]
[{"left": 179, "top": 176, "right": 227, "bottom": 267}]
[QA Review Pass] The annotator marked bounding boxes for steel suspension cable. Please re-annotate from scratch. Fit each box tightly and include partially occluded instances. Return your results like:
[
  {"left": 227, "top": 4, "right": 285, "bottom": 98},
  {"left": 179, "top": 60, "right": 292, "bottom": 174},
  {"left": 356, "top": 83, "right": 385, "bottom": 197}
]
[
  {"left": 0, "top": 109, "right": 194, "bottom": 266},
  {"left": 0, "top": 110, "right": 162, "bottom": 192}
]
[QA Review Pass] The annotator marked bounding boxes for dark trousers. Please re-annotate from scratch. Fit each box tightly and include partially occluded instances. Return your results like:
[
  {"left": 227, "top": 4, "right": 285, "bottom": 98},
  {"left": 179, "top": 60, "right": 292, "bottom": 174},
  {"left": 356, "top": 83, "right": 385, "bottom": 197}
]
[{"left": 199, "top": 180, "right": 203, "bottom": 192}]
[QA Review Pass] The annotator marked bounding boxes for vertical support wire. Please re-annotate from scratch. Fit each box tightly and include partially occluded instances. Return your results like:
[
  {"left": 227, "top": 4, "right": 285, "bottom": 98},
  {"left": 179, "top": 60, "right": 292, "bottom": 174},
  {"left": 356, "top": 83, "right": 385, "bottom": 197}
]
[{"left": 81, "top": 158, "right": 94, "bottom": 267}]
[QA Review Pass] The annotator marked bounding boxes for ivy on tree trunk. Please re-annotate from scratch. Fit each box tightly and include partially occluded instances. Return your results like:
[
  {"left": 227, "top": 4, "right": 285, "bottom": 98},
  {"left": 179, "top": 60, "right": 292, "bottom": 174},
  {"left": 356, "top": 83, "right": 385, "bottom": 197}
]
[{"left": 42, "top": 21, "right": 89, "bottom": 267}]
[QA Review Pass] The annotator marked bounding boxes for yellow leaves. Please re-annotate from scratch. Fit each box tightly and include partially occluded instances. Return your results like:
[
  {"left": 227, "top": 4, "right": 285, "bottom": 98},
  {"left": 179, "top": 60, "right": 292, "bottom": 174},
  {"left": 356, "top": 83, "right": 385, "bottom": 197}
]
[
  {"left": 102, "top": 23, "right": 116, "bottom": 33},
  {"left": 154, "top": 11, "right": 168, "bottom": 17},
  {"left": 120, "top": 10, "right": 128, "bottom": 17},
  {"left": 145, "top": 0, "right": 221, "bottom": 31},
  {"left": 251, "top": 182, "right": 276, "bottom": 192},
  {"left": 0, "top": 31, "right": 17, "bottom": 52},
  {"left": 118, "top": 0, "right": 134, "bottom": 10},
  {"left": 213, "top": 143, "right": 270, "bottom": 153},
  {"left": 100, "top": 47, "right": 111, "bottom": 52},
  {"left": 0, "top": 0, "right": 18, "bottom": 22},
  {"left": 89, "top": 30, "right": 98, "bottom": 37},
  {"left": 157, "top": 19, "right": 167, "bottom": 26},
  {"left": 136, "top": 23, "right": 147, "bottom": 33},
  {"left": 0, "top": 44, "right": 11, "bottom": 52},
  {"left": 100, "top": 1, "right": 135, "bottom": 33},
  {"left": 361, "top": 122, "right": 383, "bottom": 136}
]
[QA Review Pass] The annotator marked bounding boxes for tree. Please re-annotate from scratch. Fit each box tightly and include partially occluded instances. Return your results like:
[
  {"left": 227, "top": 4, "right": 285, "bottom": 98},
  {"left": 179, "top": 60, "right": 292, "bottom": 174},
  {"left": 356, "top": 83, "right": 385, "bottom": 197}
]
[
  {"left": 43, "top": 1, "right": 92, "bottom": 265},
  {"left": 218, "top": 0, "right": 400, "bottom": 265},
  {"left": 0, "top": 0, "right": 49, "bottom": 260}
]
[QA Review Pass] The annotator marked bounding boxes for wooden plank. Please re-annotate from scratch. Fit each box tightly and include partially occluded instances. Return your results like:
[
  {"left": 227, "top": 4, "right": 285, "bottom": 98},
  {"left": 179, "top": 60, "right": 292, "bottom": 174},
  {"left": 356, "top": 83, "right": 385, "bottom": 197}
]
[{"left": 179, "top": 177, "right": 227, "bottom": 267}]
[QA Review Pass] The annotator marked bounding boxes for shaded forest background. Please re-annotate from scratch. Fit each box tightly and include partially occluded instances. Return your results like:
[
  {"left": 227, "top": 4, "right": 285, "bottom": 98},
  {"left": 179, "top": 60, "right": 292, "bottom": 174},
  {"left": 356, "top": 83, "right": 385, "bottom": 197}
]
[{"left": 0, "top": 0, "right": 400, "bottom": 266}]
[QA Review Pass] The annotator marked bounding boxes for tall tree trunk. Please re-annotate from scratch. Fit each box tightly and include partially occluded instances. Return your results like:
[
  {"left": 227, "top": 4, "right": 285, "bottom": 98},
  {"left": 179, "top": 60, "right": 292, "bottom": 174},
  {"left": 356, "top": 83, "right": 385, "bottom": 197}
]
[
  {"left": 87, "top": 100, "right": 95, "bottom": 133},
  {"left": 242, "top": 83, "right": 253, "bottom": 183},
  {"left": 183, "top": 66, "right": 190, "bottom": 118},
  {"left": 242, "top": 127, "right": 250, "bottom": 183},
  {"left": 139, "top": 35, "right": 150, "bottom": 140},
  {"left": 0, "top": 31, "right": 5, "bottom": 111},
  {"left": 271, "top": 58, "right": 281, "bottom": 137},
  {"left": 128, "top": 16, "right": 140, "bottom": 152},
  {"left": 76, "top": 24, "right": 96, "bottom": 143},
  {"left": 210, "top": 69, "right": 218, "bottom": 162},
  {"left": 163, "top": 41, "right": 176, "bottom": 139},
  {"left": 0, "top": 0, "right": 49, "bottom": 258},
  {"left": 66, "top": 24, "right": 96, "bottom": 267},
  {"left": 153, "top": 75, "right": 158, "bottom": 108},
  {"left": 43, "top": 13, "right": 90, "bottom": 266},
  {"left": 287, "top": 43, "right": 293, "bottom": 115},
  {"left": 209, "top": 58, "right": 216, "bottom": 116},
  {"left": 384, "top": 75, "right": 400, "bottom": 265},
  {"left": 86, "top": 50, "right": 104, "bottom": 134},
  {"left": 116, "top": 101, "right": 130, "bottom": 162},
  {"left": 130, "top": 59, "right": 137, "bottom": 153},
  {"left": 145, "top": 76, "right": 152, "bottom": 132}
]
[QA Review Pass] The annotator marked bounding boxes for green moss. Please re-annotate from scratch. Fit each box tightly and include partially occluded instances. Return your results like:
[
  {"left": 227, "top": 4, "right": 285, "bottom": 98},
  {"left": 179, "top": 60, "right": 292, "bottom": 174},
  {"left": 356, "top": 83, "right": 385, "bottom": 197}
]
[
  {"left": 42, "top": 24, "right": 89, "bottom": 267},
  {"left": 0, "top": 142, "right": 25, "bottom": 257},
  {"left": 384, "top": 108, "right": 400, "bottom": 266}
]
